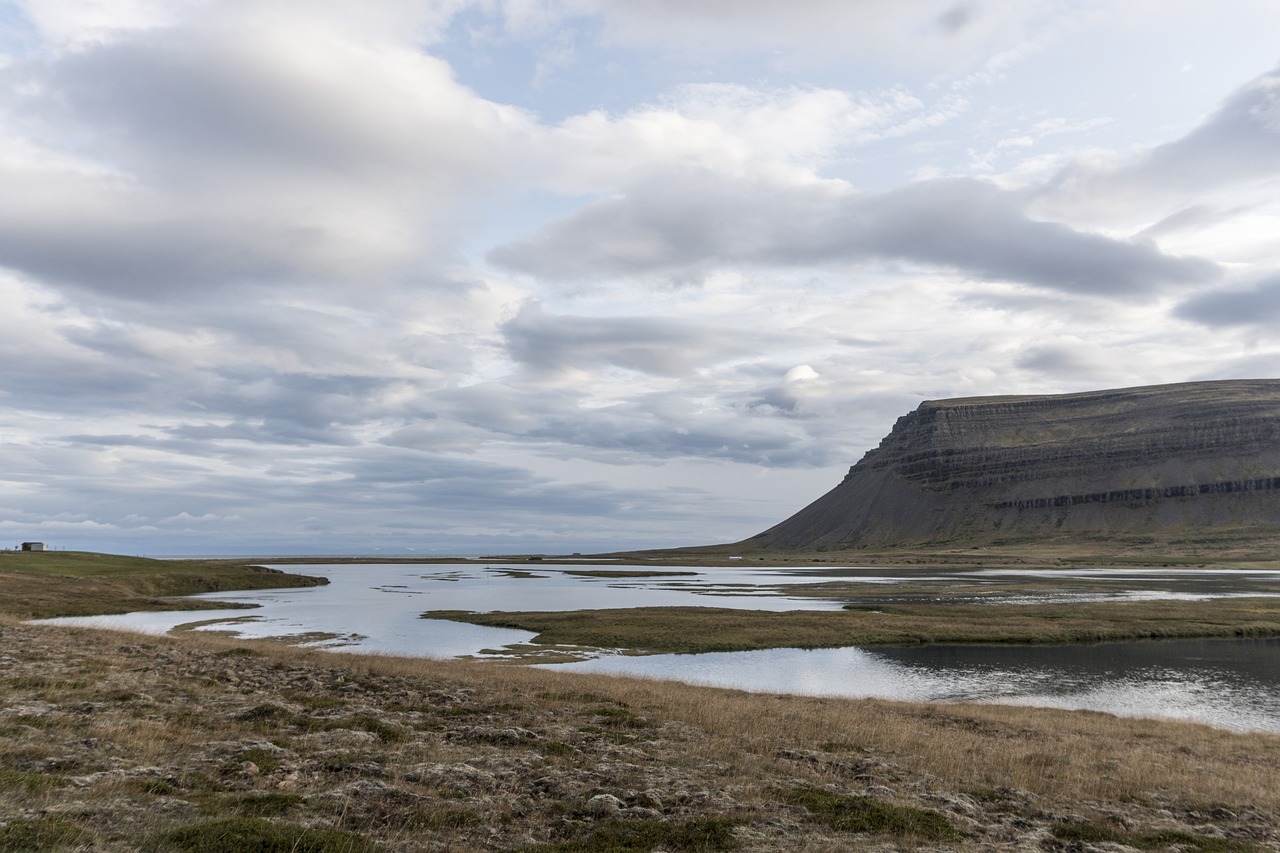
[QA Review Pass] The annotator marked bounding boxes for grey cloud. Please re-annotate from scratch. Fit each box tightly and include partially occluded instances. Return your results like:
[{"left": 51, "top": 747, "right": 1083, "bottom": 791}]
[
  {"left": 434, "top": 379, "right": 843, "bottom": 468},
  {"left": 938, "top": 3, "right": 975, "bottom": 34},
  {"left": 1128, "top": 67, "right": 1280, "bottom": 191},
  {"left": 0, "top": 210, "right": 327, "bottom": 299},
  {"left": 1045, "top": 66, "right": 1280, "bottom": 205},
  {"left": 502, "top": 301, "right": 749, "bottom": 376},
  {"left": 0, "top": 20, "right": 505, "bottom": 300},
  {"left": 852, "top": 181, "right": 1215, "bottom": 295},
  {"left": 1174, "top": 276, "right": 1280, "bottom": 327},
  {"left": 492, "top": 176, "right": 1217, "bottom": 296},
  {"left": 1015, "top": 342, "right": 1117, "bottom": 380}
]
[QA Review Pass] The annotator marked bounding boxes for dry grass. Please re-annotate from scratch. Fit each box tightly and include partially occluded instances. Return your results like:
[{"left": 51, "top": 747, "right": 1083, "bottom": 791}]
[{"left": 214, "top": 629, "right": 1280, "bottom": 812}]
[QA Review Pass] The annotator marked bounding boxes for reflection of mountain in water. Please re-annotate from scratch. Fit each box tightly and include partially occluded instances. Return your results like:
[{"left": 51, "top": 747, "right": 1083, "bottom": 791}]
[{"left": 749, "top": 379, "right": 1280, "bottom": 548}]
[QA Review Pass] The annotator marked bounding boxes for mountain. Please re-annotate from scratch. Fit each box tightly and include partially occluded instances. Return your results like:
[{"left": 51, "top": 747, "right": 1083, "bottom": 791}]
[{"left": 748, "top": 379, "right": 1280, "bottom": 549}]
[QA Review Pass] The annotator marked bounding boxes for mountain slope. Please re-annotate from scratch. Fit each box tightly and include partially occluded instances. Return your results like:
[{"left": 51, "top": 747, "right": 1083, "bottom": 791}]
[{"left": 749, "top": 379, "right": 1280, "bottom": 549}]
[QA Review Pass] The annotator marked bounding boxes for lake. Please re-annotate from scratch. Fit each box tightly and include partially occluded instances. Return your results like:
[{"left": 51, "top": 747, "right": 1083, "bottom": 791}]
[{"left": 38, "top": 561, "right": 1280, "bottom": 733}]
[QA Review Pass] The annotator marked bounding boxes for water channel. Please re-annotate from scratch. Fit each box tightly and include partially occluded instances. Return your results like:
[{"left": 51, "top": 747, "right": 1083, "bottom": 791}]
[{"left": 38, "top": 562, "right": 1280, "bottom": 733}]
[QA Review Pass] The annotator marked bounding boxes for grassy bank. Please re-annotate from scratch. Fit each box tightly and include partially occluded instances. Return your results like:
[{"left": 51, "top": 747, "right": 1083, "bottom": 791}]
[
  {"left": 0, "top": 551, "right": 327, "bottom": 620},
  {"left": 426, "top": 597, "right": 1280, "bottom": 656},
  {"left": 2, "top": 619, "right": 1277, "bottom": 851}
]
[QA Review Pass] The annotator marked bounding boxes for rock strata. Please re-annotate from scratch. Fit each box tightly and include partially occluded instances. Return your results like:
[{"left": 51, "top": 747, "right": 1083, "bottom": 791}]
[{"left": 751, "top": 379, "right": 1280, "bottom": 548}]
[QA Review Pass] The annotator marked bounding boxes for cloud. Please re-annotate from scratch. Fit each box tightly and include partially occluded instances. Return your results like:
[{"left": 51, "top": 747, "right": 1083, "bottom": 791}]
[
  {"left": 1015, "top": 339, "right": 1124, "bottom": 381},
  {"left": 502, "top": 301, "right": 749, "bottom": 376},
  {"left": 0, "top": 8, "right": 526, "bottom": 299},
  {"left": 534, "top": 82, "right": 951, "bottom": 195},
  {"left": 578, "top": 0, "right": 1041, "bottom": 71},
  {"left": 1123, "top": 67, "right": 1280, "bottom": 192},
  {"left": 1175, "top": 275, "right": 1280, "bottom": 327},
  {"left": 493, "top": 175, "right": 1218, "bottom": 296},
  {"left": 1039, "top": 65, "right": 1280, "bottom": 224}
]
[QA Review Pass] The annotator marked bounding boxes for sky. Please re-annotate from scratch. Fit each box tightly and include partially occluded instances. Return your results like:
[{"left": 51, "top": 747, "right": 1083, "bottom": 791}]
[{"left": 2, "top": 1, "right": 1279, "bottom": 556}]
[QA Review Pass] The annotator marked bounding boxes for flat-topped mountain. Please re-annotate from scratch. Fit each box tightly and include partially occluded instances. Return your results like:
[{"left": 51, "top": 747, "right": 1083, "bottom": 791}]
[{"left": 748, "top": 379, "right": 1280, "bottom": 549}]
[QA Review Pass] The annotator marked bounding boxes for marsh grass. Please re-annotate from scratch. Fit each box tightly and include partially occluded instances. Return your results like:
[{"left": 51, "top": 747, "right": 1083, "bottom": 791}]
[{"left": 426, "top": 596, "right": 1280, "bottom": 655}]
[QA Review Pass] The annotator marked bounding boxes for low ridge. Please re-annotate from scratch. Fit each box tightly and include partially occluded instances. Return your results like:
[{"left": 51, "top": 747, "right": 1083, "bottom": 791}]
[{"left": 749, "top": 379, "right": 1280, "bottom": 549}]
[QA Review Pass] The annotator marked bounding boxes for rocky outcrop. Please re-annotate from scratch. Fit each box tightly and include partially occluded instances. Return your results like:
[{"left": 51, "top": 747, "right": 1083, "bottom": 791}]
[{"left": 750, "top": 379, "right": 1280, "bottom": 548}]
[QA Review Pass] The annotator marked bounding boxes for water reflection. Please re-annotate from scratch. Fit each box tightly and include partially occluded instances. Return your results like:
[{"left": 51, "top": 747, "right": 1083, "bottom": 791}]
[{"left": 550, "top": 638, "right": 1280, "bottom": 733}]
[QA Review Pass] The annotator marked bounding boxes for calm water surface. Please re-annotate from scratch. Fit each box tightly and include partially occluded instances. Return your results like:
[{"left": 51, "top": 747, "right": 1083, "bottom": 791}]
[{"left": 38, "top": 562, "right": 1280, "bottom": 733}]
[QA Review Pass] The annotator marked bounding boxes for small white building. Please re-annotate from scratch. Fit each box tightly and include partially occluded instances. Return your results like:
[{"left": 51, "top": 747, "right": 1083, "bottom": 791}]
[{"left": 20, "top": 542, "right": 46, "bottom": 552}]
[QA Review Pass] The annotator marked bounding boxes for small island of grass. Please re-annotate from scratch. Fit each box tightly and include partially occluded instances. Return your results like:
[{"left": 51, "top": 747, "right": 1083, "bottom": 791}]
[{"left": 423, "top": 596, "right": 1280, "bottom": 656}]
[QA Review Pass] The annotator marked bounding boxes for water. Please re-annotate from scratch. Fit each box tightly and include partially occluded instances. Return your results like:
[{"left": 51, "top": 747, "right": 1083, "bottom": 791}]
[
  {"left": 551, "top": 638, "right": 1280, "bottom": 733},
  {"left": 36, "top": 562, "right": 1280, "bottom": 733}
]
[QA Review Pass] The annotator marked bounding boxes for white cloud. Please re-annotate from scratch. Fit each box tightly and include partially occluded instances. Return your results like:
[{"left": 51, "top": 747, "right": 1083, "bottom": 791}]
[
  {"left": 0, "top": 5, "right": 531, "bottom": 299},
  {"left": 492, "top": 173, "right": 1218, "bottom": 296}
]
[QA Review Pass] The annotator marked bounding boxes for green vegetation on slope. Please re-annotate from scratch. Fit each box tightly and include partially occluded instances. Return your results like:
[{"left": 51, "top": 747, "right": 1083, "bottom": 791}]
[{"left": 0, "top": 550, "right": 326, "bottom": 620}]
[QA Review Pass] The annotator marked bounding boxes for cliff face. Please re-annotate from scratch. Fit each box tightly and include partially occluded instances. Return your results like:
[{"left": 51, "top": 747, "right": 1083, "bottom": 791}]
[{"left": 750, "top": 379, "right": 1280, "bottom": 548}]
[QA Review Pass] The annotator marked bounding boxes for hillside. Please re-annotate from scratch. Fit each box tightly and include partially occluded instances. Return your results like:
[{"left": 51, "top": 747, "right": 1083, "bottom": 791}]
[{"left": 748, "top": 379, "right": 1280, "bottom": 550}]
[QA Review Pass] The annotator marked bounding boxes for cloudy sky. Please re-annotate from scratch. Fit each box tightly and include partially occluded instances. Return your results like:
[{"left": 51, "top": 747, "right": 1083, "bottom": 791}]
[{"left": 2, "top": 1, "right": 1279, "bottom": 555}]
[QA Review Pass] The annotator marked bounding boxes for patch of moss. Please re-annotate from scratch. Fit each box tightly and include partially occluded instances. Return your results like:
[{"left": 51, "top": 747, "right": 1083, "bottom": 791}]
[
  {"left": 341, "top": 714, "right": 406, "bottom": 743},
  {"left": 0, "top": 767, "right": 71, "bottom": 792},
  {"left": 585, "top": 706, "right": 653, "bottom": 730},
  {"left": 201, "top": 792, "right": 306, "bottom": 818},
  {"left": 146, "top": 818, "right": 375, "bottom": 853},
  {"left": 285, "top": 693, "right": 346, "bottom": 711},
  {"left": 1052, "top": 822, "right": 1261, "bottom": 852},
  {"left": 121, "top": 777, "right": 178, "bottom": 797},
  {"left": 818, "top": 741, "right": 863, "bottom": 753},
  {"left": 783, "top": 787, "right": 959, "bottom": 841},
  {"left": 519, "top": 817, "right": 741, "bottom": 852},
  {"left": 0, "top": 816, "right": 93, "bottom": 851}
]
